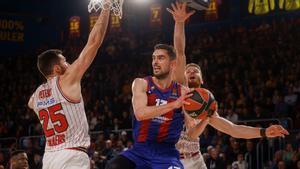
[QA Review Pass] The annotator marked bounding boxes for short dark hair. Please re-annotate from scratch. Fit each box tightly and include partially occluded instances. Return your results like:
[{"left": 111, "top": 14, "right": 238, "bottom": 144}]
[
  {"left": 37, "top": 49, "right": 62, "bottom": 77},
  {"left": 186, "top": 63, "right": 202, "bottom": 76},
  {"left": 10, "top": 150, "right": 26, "bottom": 158},
  {"left": 154, "top": 44, "right": 176, "bottom": 60},
  {"left": 186, "top": 63, "right": 201, "bottom": 71}
]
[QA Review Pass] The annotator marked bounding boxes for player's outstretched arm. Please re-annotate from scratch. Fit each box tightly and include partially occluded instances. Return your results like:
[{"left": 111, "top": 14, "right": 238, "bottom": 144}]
[
  {"left": 187, "top": 118, "right": 210, "bottom": 140},
  {"left": 209, "top": 112, "right": 289, "bottom": 139},
  {"left": 132, "top": 78, "right": 192, "bottom": 121},
  {"left": 167, "top": 2, "right": 195, "bottom": 85},
  {"left": 63, "top": 8, "right": 110, "bottom": 84}
]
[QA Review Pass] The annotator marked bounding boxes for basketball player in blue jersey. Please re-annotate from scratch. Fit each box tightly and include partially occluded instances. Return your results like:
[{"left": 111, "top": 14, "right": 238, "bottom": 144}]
[
  {"left": 106, "top": 43, "right": 194, "bottom": 169},
  {"left": 105, "top": 20, "right": 196, "bottom": 169},
  {"left": 167, "top": 2, "right": 290, "bottom": 169}
]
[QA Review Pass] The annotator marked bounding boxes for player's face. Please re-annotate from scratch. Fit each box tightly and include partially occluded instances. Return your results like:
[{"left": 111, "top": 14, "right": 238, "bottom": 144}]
[
  {"left": 13, "top": 153, "right": 29, "bottom": 169},
  {"left": 185, "top": 66, "right": 203, "bottom": 88},
  {"left": 55, "top": 54, "right": 69, "bottom": 75},
  {"left": 152, "top": 49, "right": 173, "bottom": 79}
]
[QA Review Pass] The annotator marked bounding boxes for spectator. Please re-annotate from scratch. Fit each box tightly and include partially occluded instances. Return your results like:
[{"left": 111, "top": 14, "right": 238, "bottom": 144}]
[
  {"left": 274, "top": 95, "right": 289, "bottom": 117},
  {"left": 200, "top": 128, "right": 214, "bottom": 149},
  {"left": 0, "top": 152, "right": 5, "bottom": 167},
  {"left": 225, "top": 137, "right": 241, "bottom": 164},
  {"left": 226, "top": 108, "right": 238, "bottom": 123},
  {"left": 206, "top": 148, "right": 225, "bottom": 169},
  {"left": 284, "top": 87, "right": 298, "bottom": 106},
  {"left": 100, "top": 140, "right": 114, "bottom": 166},
  {"left": 277, "top": 160, "right": 286, "bottom": 169},
  {"left": 10, "top": 150, "right": 29, "bottom": 169},
  {"left": 283, "top": 143, "right": 294, "bottom": 164},
  {"left": 245, "top": 140, "right": 256, "bottom": 169},
  {"left": 272, "top": 150, "right": 283, "bottom": 169},
  {"left": 232, "top": 153, "right": 248, "bottom": 169}
]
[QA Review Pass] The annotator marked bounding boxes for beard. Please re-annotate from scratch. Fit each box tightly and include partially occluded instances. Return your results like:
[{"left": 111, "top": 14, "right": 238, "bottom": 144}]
[
  {"left": 188, "top": 80, "right": 201, "bottom": 88},
  {"left": 153, "top": 70, "right": 170, "bottom": 80}
]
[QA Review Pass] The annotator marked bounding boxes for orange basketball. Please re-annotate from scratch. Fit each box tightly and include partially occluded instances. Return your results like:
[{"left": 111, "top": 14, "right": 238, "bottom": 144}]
[{"left": 184, "top": 88, "right": 218, "bottom": 120}]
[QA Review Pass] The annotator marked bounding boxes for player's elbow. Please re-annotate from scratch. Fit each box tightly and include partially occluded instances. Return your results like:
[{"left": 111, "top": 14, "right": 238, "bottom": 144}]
[
  {"left": 27, "top": 100, "right": 33, "bottom": 109},
  {"left": 134, "top": 109, "right": 146, "bottom": 121},
  {"left": 135, "top": 114, "right": 146, "bottom": 121},
  {"left": 27, "top": 103, "right": 32, "bottom": 109}
]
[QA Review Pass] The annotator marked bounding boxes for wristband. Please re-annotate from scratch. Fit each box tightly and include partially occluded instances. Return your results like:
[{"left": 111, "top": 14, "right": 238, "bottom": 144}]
[{"left": 260, "top": 128, "right": 266, "bottom": 138}]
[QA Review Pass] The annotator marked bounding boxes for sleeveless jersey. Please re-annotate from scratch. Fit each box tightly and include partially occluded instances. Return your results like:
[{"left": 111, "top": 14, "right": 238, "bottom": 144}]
[
  {"left": 176, "top": 130, "right": 200, "bottom": 154},
  {"left": 31, "top": 76, "right": 90, "bottom": 152},
  {"left": 133, "top": 76, "right": 184, "bottom": 144}
]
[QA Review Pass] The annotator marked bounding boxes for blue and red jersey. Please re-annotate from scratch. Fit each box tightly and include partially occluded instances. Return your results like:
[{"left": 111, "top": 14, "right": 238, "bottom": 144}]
[{"left": 132, "top": 76, "right": 184, "bottom": 145}]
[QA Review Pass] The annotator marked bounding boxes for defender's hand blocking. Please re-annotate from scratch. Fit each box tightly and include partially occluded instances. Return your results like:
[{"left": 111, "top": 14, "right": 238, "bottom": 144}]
[
  {"left": 167, "top": 2, "right": 195, "bottom": 23},
  {"left": 266, "top": 125, "right": 289, "bottom": 138}
]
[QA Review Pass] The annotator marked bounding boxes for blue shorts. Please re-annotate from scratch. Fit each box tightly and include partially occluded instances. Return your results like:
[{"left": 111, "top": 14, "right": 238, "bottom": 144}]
[{"left": 121, "top": 142, "right": 183, "bottom": 169}]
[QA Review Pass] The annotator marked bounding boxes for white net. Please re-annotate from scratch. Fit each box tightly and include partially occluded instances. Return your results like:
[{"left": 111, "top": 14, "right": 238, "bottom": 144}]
[{"left": 88, "top": 0, "right": 124, "bottom": 18}]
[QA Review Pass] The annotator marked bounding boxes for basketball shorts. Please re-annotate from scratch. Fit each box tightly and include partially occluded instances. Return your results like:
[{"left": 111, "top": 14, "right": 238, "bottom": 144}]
[
  {"left": 122, "top": 142, "right": 183, "bottom": 169},
  {"left": 42, "top": 149, "right": 90, "bottom": 169}
]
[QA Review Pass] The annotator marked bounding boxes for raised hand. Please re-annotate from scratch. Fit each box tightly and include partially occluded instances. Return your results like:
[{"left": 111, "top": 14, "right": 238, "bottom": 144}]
[
  {"left": 266, "top": 125, "right": 289, "bottom": 138},
  {"left": 167, "top": 2, "right": 195, "bottom": 23}
]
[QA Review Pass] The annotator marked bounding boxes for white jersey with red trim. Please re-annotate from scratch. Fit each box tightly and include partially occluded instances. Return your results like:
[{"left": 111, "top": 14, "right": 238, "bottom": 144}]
[
  {"left": 176, "top": 130, "right": 200, "bottom": 154},
  {"left": 31, "top": 76, "right": 90, "bottom": 152}
]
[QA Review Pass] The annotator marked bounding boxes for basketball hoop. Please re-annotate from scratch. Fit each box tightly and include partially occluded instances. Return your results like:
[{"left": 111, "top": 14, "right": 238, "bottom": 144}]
[{"left": 88, "top": 0, "right": 124, "bottom": 19}]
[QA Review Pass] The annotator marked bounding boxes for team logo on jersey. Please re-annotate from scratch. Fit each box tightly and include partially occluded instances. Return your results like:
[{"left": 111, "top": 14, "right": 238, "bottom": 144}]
[
  {"left": 169, "top": 88, "right": 178, "bottom": 100},
  {"left": 172, "top": 88, "right": 177, "bottom": 95},
  {"left": 147, "top": 86, "right": 156, "bottom": 94}
]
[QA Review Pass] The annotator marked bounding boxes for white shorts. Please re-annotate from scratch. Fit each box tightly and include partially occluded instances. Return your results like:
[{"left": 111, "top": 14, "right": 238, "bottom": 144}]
[
  {"left": 42, "top": 149, "right": 90, "bottom": 169},
  {"left": 181, "top": 153, "right": 207, "bottom": 169}
]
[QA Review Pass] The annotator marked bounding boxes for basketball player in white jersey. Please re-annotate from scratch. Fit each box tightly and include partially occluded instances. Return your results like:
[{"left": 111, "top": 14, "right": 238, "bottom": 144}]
[
  {"left": 167, "top": 2, "right": 289, "bottom": 169},
  {"left": 27, "top": 6, "right": 111, "bottom": 169}
]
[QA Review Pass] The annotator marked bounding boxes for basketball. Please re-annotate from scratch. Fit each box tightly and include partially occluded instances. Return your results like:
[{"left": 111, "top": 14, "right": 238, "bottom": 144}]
[{"left": 184, "top": 88, "right": 217, "bottom": 120}]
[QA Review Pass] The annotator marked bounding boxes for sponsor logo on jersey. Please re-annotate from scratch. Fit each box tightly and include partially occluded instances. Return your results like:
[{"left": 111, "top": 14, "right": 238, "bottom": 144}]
[
  {"left": 37, "top": 98, "right": 56, "bottom": 107},
  {"left": 168, "top": 166, "right": 181, "bottom": 169},
  {"left": 152, "top": 116, "right": 172, "bottom": 123}
]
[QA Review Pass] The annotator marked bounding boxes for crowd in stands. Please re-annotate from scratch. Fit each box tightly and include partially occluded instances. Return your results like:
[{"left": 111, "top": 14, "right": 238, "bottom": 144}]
[{"left": 0, "top": 17, "right": 300, "bottom": 169}]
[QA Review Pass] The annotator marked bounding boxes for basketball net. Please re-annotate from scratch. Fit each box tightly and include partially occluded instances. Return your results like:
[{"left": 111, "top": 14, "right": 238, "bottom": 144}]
[{"left": 88, "top": 0, "right": 124, "bottom": 19}]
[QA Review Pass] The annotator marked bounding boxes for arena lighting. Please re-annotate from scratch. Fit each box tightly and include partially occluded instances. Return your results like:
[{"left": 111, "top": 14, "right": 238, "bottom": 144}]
[{"left": 132, "top": 0, "right": 150, "bottom": 4}]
